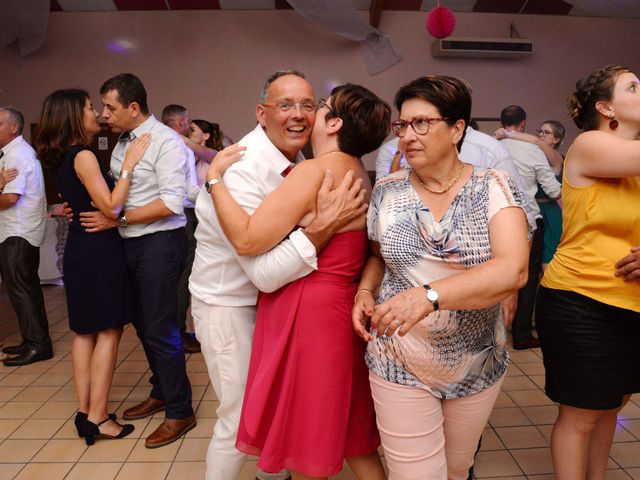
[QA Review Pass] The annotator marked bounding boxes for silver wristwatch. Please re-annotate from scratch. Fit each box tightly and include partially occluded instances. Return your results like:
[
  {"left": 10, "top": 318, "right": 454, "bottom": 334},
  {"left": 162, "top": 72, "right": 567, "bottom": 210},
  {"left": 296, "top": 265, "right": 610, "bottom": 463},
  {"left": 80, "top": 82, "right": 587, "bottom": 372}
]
[
  {"left": 117, "top": 212, "right": 128, "bottom": 228},
  {"left": 423, "top": 284, "right": 440, "bottom": 311},
  {"left": 205, "top": 178, "right": 223, "bottom": 193}
]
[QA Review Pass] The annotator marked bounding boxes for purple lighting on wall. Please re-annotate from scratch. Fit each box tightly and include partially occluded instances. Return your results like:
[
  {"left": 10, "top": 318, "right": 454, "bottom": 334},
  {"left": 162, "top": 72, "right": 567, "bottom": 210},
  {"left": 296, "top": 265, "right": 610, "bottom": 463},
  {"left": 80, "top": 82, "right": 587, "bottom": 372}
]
[{"left": 105, "top": 39, "right": 136, "bottom": 54}]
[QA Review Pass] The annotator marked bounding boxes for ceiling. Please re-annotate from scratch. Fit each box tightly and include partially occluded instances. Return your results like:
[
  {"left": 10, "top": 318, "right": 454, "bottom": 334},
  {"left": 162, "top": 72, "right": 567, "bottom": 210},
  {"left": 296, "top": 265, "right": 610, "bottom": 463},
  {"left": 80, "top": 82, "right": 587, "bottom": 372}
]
[{"left": 48, "top": 0, "right": 640, "bottom": 19}]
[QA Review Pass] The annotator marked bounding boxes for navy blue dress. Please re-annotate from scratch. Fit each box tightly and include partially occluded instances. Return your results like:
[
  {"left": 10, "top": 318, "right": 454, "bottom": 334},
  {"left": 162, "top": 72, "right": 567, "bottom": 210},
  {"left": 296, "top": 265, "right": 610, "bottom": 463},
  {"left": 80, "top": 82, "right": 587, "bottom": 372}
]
[{"left": 56, "top": 146, "right": 134, "bottom": 334}]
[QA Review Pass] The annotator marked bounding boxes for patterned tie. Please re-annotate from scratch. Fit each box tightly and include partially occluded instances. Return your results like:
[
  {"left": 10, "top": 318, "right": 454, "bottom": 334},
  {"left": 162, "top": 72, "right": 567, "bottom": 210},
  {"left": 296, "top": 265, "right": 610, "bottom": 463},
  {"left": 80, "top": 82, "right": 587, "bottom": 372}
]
[{"left": 118, "top": 131, "right": 136, "bottom": 142}]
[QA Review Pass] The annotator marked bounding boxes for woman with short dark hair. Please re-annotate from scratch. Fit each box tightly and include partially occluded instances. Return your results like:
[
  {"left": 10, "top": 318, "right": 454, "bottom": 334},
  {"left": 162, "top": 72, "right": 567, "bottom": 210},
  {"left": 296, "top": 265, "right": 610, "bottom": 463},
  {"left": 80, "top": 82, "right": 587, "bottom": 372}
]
[
  {"left": 33, "top": 89, "right": 149, "bottom": 445},
  {"left": 352, "top": 75, "right": 530, "bottom": 479}
]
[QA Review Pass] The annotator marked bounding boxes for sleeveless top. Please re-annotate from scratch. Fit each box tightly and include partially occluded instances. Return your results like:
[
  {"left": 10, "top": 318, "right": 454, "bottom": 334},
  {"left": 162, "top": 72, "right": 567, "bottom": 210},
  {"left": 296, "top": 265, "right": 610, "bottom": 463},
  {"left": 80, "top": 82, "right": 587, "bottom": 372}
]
[{"left": 541, "top": 159, "right": 640, "bottom": 312}]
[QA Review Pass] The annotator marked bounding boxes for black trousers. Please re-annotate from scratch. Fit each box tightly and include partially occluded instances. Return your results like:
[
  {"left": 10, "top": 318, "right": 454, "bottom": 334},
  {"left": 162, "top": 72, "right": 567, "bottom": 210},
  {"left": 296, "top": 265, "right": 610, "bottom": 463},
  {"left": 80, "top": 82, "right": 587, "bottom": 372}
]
[
  {"left": 123, "top": 228, "right": 193, "bottom": 419},
  {"left": 513, "top": 218, "right": 544, "bottom": 342},
  {"left": 0, "top": 236, "right": 51, "bottom": 351},
  {"left": 177, "top": 208, "right": 198, "bottom": 335}
]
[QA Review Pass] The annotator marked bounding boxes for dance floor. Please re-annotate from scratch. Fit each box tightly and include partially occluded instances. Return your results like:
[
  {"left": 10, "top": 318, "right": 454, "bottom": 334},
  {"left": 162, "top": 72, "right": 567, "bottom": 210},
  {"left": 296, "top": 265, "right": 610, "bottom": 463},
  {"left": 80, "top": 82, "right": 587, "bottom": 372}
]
[{"left": 0, "top": 284, "right": 639, "bottom": 479}]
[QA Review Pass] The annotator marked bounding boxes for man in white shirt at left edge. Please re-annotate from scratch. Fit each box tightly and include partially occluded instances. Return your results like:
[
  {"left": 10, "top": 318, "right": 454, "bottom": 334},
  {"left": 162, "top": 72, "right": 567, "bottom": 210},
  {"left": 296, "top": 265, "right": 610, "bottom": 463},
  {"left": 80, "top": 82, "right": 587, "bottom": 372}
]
[{"left": 0, "top": 106, "right": 52, "bottom": 367}]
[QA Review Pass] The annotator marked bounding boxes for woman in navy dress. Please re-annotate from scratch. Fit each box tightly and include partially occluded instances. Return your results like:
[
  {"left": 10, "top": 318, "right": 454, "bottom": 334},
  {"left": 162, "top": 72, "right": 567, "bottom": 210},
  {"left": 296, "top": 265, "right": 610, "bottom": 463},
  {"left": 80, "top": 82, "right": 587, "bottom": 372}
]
[{"left": 34, "top": 89, "right": 150, "bottom": 444}]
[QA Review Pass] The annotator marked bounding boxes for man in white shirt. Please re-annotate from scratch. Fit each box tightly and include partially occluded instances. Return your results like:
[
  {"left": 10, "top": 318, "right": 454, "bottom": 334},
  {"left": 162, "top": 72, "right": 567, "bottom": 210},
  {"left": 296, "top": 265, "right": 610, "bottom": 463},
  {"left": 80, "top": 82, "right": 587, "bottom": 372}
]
[
  {"left": 162, "top": 104, "right": 202, "bottom": 354},
  {"left": 0, "top": 107, "right": 51, "bottom": 366},
  {"left": 374, "top": 137, "right": 408, "bottom": 180},
  {"left": 189, "top": 70, "right": 364, "bottom": 480},
  {"left": 80, "top": 74, "right": 195, "bottom": 448},
  {"left": 499, "top": 105, "right": 561, "bottom": 350}
]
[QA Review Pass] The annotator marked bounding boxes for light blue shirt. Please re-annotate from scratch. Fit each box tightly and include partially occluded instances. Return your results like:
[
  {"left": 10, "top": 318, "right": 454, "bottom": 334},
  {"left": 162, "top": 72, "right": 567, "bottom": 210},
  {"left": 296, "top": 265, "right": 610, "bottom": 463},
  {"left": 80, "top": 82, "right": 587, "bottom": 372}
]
[{"left": 111, "top": 115, "right": 187, "bottom": 238}]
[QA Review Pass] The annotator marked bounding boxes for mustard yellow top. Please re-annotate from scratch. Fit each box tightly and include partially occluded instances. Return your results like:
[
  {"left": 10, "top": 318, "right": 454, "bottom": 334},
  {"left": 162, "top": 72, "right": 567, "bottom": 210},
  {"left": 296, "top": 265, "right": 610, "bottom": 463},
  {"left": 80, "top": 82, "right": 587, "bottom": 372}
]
[{"left": 541, "top": 165, "right": 640, "bottom": 312}]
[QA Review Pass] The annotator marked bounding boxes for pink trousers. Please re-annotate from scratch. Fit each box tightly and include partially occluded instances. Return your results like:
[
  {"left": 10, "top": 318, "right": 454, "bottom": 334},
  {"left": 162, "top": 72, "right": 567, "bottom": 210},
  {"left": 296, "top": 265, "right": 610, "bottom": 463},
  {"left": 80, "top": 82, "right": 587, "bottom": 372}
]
[{"left": 369, "top": 371, "right": 504, "bottom": 480}]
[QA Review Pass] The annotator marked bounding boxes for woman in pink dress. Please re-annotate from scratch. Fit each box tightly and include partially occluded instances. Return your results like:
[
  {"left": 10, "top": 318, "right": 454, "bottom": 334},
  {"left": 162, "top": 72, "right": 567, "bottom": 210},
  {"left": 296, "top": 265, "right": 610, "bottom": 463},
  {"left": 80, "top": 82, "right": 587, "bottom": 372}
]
[{"left": 206, "top": 84, "right": 390, "bottom": 479}]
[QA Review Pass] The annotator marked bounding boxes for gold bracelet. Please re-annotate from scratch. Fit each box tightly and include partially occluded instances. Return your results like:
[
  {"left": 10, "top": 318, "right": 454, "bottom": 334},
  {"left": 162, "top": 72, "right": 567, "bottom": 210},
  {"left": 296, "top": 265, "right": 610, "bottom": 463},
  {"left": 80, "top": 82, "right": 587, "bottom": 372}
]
[{"left": 354, "top": 288, "right": 374, "bottom": 304}]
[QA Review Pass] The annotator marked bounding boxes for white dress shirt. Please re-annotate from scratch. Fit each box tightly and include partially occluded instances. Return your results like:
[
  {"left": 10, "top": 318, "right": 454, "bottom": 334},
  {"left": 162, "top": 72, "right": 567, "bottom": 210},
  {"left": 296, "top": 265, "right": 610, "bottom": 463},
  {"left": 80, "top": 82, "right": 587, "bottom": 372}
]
[
  {"left": 375, "top": 137, "right": 408, "bottom": 181},
  {"left": 500, "top": 137, "right": 561, "bottom": 219},
  {"left": 189, "top": 125, "right": 318, "bottom": 307},
  {"left": 0, "top": 136, "right": 46, "bottom": 247},
  {"left": 183, "top": 145, "right": 201, "bottom": 207},
  {"left": 111, "top": 115, "right": 187, "bottom": 238},
  {"left": 460, "top": 126, "right": 537, "bottom": 229}
]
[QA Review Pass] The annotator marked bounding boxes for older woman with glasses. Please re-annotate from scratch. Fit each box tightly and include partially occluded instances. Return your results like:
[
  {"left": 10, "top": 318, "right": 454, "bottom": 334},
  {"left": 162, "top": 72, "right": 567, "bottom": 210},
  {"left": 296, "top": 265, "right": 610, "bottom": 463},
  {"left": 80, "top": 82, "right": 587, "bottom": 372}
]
[
  {"left": 203, "top": 84, "right": 390, "bottom": 479},
  {"left": 352, "top": 76, "right": 530, "bottom": 479},
  {"left": 495, "top": 120, "right": 566, "bottom": 268}
]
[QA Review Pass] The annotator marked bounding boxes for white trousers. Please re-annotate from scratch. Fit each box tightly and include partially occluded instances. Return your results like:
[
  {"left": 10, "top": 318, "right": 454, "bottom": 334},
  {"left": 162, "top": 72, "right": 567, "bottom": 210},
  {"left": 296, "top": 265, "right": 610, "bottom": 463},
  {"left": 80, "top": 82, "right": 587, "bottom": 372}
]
[{"left": 192, "top": 299, "right": 288, "bottom": 480}]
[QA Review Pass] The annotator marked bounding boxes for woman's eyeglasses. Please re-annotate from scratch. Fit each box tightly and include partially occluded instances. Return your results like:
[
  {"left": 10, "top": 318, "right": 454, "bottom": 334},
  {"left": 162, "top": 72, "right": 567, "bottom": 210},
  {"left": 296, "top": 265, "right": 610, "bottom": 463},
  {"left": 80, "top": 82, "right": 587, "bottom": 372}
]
[
  {"left": 317, "top": 98, "right": 337, "bottom": 117},
  {"left": 391, "top": 116, "right": 449, "bottom": 137},
  {"left": 536, "top": 129, "right": 554, "bottom": 136}
]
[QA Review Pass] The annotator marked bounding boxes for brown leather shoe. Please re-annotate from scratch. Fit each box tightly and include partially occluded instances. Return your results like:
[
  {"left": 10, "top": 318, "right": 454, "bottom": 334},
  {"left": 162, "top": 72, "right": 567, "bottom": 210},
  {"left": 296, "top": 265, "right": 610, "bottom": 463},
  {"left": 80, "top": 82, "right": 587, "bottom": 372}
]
[
  {"left": 122, "top": 397, "right": 166, "bottom": 420},
  {"left": 145, "top": 415, "right": 197, "bottom": 448}
]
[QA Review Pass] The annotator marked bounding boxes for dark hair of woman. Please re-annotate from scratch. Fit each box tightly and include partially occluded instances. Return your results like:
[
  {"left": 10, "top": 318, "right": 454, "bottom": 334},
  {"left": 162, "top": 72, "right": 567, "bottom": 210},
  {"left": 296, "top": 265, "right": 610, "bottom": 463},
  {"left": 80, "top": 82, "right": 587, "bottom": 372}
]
[
  {"left": 323, "top": 83, "right": 391, "bottom": 158},
  {"left": 567, "top": 65, "right": 630, "bottom": 131},
  {"left": 33, "top": 89, "right": 91, "bottom": 168},
  {"left": 192, "top": 119, "right": 224, "bottom": 151},
  {"left": 394, "top": 75, "right": 471, "bottom": 149},
  {"left": 542, "top": 120, "right": 566, "bottom": 148}
]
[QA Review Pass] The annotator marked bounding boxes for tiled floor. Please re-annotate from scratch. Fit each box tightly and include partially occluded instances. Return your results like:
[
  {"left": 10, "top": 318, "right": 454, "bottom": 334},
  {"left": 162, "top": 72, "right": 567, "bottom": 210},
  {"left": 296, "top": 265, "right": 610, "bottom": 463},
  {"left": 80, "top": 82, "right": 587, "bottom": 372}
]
[{"left": 1, "top": 285, "right": 640, "bottom": 479}]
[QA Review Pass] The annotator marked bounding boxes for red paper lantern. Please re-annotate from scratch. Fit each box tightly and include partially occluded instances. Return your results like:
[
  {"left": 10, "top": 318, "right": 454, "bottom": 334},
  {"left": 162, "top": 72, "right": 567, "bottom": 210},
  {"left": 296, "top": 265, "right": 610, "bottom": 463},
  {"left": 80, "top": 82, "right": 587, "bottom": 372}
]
[{"left": 426, "top": 5, "right": 456, "bottom": 39}]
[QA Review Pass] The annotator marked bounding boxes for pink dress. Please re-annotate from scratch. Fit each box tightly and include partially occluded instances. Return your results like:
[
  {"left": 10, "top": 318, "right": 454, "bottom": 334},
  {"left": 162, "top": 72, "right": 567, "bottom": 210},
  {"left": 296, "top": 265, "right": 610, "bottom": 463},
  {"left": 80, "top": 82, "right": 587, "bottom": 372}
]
[{"left": 236, "top": 230, "right": 380, "bottom": 477}]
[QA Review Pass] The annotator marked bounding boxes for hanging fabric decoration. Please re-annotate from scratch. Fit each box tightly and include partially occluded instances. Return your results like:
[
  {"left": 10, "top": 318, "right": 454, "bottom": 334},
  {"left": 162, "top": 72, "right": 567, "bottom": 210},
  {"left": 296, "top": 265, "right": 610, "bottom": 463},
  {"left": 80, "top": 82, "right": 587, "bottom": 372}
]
[{"left": 426, "top": 1, "right": 456, "bottom": 39}]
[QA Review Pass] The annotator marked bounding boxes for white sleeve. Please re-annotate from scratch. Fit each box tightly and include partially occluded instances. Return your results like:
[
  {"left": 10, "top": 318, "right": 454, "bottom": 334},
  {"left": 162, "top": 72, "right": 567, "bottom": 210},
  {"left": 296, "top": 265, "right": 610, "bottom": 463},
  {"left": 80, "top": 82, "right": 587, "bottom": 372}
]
[
  {"left": 375, "top": 139, "right": 398, "bottom": 181},
  {"left": 236, "top": 228, "right": 317, "bottom": 293}
]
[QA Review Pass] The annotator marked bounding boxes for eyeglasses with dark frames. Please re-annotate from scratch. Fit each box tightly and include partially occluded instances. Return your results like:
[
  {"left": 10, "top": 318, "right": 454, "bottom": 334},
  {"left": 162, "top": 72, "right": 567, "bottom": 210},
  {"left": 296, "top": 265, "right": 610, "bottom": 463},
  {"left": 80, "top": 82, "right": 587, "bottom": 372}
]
[
  {"left": 536, "top": 128, "right": 554, "bottom": 136},
  {"left": 391, "top": 116, "right": 449, "bottom": 137},
  {"left": 261, "top": 101, "right": 317, "bottom": 113},
  {"left": 317, "top": 98, "right": 337, "bottom": 117}
]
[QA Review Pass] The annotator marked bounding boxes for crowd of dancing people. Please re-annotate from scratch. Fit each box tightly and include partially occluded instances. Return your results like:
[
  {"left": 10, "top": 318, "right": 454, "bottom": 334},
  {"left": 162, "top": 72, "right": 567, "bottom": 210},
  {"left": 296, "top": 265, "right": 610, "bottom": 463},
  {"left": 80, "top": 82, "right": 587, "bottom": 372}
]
[{"left": 0, "top": 65, "right": 638, "bottom": 480}]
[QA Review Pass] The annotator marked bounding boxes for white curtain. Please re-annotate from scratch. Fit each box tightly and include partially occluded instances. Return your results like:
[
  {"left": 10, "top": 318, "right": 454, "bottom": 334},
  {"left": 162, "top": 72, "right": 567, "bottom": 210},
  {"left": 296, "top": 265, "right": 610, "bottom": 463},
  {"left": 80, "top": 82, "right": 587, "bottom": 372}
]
[
  {"left": 287, "top": 0, "right": 402, "bottom": 75},
  {"left": 0, "top": 0, "right": 50, "bottom": 56}
]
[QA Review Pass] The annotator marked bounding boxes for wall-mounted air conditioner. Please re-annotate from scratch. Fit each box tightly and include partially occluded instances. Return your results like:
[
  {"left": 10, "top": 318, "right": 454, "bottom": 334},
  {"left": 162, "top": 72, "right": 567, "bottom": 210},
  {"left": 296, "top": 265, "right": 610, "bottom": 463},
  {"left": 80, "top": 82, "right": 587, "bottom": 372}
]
[{"left": 432, "top": 37, "right": 534, "bottom": 59}]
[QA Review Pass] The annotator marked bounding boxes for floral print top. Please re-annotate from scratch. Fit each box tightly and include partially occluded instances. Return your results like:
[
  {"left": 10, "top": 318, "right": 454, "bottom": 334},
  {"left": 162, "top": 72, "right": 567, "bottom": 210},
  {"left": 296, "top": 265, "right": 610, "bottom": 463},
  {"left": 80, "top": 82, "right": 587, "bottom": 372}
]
[{"left": 366, "top": 167, "right": 530, "bottom": 399}]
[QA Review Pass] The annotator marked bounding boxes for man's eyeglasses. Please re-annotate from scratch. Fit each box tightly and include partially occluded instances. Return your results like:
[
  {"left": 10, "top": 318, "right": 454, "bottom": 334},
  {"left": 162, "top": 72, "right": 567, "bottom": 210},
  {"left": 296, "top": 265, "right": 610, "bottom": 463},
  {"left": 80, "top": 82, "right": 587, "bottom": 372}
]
[
  {"left": 317, "top": 98, "right": 337, "bottom": 117},
  {"left": 261, "top": 101, "right": 316, "bottom": 113},
  {"left": 536, "top": 129, "right": 554, "bottom": 136},
  {"left": 391, "top": 116, "right": 449, "bottom": 137}
]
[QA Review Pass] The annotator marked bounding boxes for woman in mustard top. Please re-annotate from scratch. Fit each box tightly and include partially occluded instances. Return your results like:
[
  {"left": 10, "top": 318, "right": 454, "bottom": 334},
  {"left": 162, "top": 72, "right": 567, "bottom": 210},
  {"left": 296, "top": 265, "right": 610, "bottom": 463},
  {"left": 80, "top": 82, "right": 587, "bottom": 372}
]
[{"left": 536, "top": 65, "right": 640, "bottom": 480}]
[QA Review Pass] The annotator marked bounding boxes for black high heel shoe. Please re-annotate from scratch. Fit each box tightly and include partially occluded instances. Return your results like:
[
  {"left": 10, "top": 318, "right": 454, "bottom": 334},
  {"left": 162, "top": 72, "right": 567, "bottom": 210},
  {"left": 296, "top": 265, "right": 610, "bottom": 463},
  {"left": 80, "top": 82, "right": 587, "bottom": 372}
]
[
  {"left": 75, "top": 411, "right": 117, "bottom": 438},
  {"left": 80, "top": 417, "right": 135, "bottom": 446}
]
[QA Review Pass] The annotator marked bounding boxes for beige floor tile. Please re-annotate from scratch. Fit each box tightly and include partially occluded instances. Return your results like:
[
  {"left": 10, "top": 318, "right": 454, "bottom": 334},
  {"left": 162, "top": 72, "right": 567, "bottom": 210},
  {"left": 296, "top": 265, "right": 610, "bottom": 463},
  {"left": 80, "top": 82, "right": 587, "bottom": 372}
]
[
  {"left": 626, "top": 467, "right": 640, "bottom": 479},
  {"left": 0, "top": 374, "right": 41, "bottom": 387},
  {"left": 0, "top": 418, "right": 24, "bottom": 439},
  {"left": 122, "top": 386, "right": 151, "bottom": 403},
  {"left": 78, "top": 438, "right": 136, "bottom": 462},
  {"left": 605, "top": 470, "right": 634, "bottom": 479},
  {"left": 0, "top": 439, "right": 48, "bottom": 462},
  {"left": 521, "top": 405, "right": 559, "bottom": 425},
  {"left": 495, "top": 426, "right": 549, "bottom": 449},
  {"left": 48, "top": 386, "right": 78, "bottom": 402},
  {"left": 529, "top": 375, "right": 546, "bottom": 389},
  {"left": 46, "top": 362, "right": 73, "bottom": 374},
  {"left": 507, "top": 389, "right": 554, "bottom": 407},
  {"left": 187, "top": 372, "right": 211, "bottom": 386},
  {"left": 186, "top": 359, "right": 208, "bottom": 373},
  {"left": 474, "top": 450, "right": 523, "bottom": 477},
  {"left": 15, "top": 386, "right": 60, "bottom": 402},
  {"left": 611, "top": 442, "right": 640, "bottom": 468},
  {"left": 516, "top": 362, "right": 546, "bottom": 376},
  {"left": 191, "top": 385, "right": 207, "bottom": 402},
  {"left": 501, "top": 376, "right": 540, "bottom": 391},
  {"left": 488, "top": 408, "right": 531, "bottom": 428},
  {"left": 621, "top": 419, "right": 640, "bottom": 439},
  {"left": 114, "top": 462, "right": 171, "bottom": 480},
  {"left": 30, "top": 373, "right": 72, "bottom": 387},
  {"left": 115, "top": 362, "right": 150, "bottom": 374},
  {"left": 12, "top": 362, "right": 53, "bottom": 375},
  {"left": 0, "top": 464, "right": 24, "bottom": 480},
  {"left": 0, "top": 386, "right": 23, "bottom": 401},
  {"left": 478, "top": 428, "right": 505, "bottom": 451},
  {"left": 111, "top": 373, "right": 144, "bottom": 387},
  {"left": 477, "top": 477, "right": 526, "bottom": 480},
  {"left": 510, "top": 447, "right": 554, "bottom": 475},
  {"left": 32, "top": 401, "right": 78, "bottom": 419},
  {"left": 32, "top": 438, "right": 87, "bottom": 462},
  {"left": 505, "top": 364, "right": 524, "bottom": 377},
  {"left": 166, "top": 461, "right": 205, "bottom": 480},
  {"left": 186, "top": 417, "right": 215, "bottom": 438},
  {"left": 494, "top": 391, "right": 516, "bottom": 408},
  {"left": 0, "top": 402, "right": 44, "bottom": 419},
  {"left": 52, "top": 417, "right": 81, "bottom": 439},
  {"left": 508, "top": 351, "right": 541, "bottom": 364},
  {"left": 175, "top": 438, "right": 208, "bottom": 461},
  {"left": 13, "top": 462, "right": 73, "bottom": 480},
  {"left": 126, "top": 438, "right": 181, "bottom": 462},
  {"left": 620, "top": 402, "right": 640, "bottom": 420},
  {"left": 614, "top": 423, "right": 638, "bottom": 443},
  {"left": 10, "top": 418, "right": 66, "bottom": 439},
  {"left": 65, "top": 462, "right": 123, "bottom": 480},
  {"left": 202, "top": 385, "right": 217, "bottom": 401},
  {"left": 196, "top": 400, "right": 219, "bottom": 417}
]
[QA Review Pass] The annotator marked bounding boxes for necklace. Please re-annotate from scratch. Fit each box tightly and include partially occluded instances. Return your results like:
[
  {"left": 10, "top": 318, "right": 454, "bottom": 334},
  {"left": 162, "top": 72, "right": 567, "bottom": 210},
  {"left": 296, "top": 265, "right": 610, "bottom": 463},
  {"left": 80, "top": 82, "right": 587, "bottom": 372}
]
[{"left": 414, "top": 162, "right": 465, "bottom": 194}]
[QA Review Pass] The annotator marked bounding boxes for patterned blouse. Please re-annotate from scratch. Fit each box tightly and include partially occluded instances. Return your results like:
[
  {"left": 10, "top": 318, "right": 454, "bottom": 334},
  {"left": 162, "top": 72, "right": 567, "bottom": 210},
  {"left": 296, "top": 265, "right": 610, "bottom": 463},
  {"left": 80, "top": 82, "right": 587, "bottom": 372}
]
[{"left": 366, "top": 167, "right": 530, "bottom": 399}]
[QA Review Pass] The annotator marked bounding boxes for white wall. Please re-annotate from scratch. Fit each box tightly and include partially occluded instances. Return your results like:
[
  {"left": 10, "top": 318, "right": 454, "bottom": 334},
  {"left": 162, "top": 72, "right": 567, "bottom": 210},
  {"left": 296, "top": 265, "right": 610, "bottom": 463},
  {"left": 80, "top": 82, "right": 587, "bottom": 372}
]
[{"left": 1, "top": 10, "right": 639, "bottom": 168}]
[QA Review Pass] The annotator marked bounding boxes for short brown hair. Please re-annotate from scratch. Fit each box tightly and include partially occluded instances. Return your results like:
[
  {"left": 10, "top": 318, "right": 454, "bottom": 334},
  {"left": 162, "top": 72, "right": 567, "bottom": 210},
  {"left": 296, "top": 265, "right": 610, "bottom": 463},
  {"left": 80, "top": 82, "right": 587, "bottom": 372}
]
[
  {"left": 325, "top": 84, "right": 391, "bottom": 158},
  {"left": 33, "top": 89, "right": 91, "bottom": 168}
]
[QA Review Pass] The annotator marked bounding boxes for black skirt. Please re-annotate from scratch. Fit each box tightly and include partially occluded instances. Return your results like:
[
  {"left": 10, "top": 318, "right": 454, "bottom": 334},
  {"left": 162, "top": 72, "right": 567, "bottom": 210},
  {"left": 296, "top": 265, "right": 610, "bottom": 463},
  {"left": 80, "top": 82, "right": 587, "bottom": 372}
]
[{"left": 536, "top": 286, "right": 640, "bottom": 410}]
